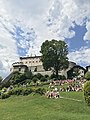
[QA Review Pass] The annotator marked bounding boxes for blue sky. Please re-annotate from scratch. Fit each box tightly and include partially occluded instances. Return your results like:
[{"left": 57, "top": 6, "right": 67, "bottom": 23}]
[
  {"left": 0, "top": 0, "right": 90, "bottom": 78},
  {"left": 66, "top": 24, "right": 88, "bottom": 51}
]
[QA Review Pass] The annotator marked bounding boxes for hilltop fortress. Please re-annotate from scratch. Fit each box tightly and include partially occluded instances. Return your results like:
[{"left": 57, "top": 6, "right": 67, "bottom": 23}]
[{"left": 11, "top": 55, "right": 86, "bottom": 79}]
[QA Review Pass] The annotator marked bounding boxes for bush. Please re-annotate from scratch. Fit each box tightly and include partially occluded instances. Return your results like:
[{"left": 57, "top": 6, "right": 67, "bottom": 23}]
[
  {"left": 1, "top": 92, "right": 10, "bottom": 99},
  {"left": 84, "top": 71, "right": 90, "bottom": 80},
  {"left": 11, "top": 87, "right": 23, "bottom": 95},
  {"left": 22, "top": 88, "right": 33, "bottom": 96},
  {"left": 32, "top": 77, "right": 39, "bottom": 83},
  {"left": 0, "top": 91, "right": 1, "bottom": 95},
  {"left": 35, "top": 73, "right": 43, "bottom": 80},
  {"left": 1, "top": 87, "right": 7, "bottom": 92},
  {"left": 25, "top": 71, "right": 33, "bottom": 79},
  {"left": 50, "top": 74, "right": 56, "bottom": 79},
  {"left": 58, "top": 75, "right": 66, "bottom": 80},
  {"left": 84, "top": 81, "right": 90, "bottom": 105},
  {"left": 44, "top": 74, "right": 49, "bottom": 78},
  {"left": 40, "top": 76, "right": 47, "bottom": 82},
  {"left": 35, "top": 88, "right": 46, "bottom": 95}
]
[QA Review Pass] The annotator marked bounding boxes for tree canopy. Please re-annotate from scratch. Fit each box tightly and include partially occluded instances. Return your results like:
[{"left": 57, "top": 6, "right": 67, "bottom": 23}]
[
  {"left": 40, "top": 39, "right": 69, "bottom": 78},
  {"left": 84, "top": 81, "right": 90, "bottom": 105},
  {"left": 84, "top": 71, "right": 90, "bottom": 80},
  {"left": 0, "top": 76, "right": 3, "bottom": 82}
]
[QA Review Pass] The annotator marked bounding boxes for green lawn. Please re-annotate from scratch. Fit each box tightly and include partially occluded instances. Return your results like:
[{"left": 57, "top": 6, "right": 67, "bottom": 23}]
[{"left": 0, "top": 92, "right": 90, "bottom": 120}]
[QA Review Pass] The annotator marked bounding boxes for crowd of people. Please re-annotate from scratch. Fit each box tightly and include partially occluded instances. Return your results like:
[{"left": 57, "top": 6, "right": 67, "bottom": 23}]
[
  {"left": 45, "top": 87, "right": 59, "bottom": 98},
  {"left": 45, "top": 79, "right": 86, "bottom": 98}
]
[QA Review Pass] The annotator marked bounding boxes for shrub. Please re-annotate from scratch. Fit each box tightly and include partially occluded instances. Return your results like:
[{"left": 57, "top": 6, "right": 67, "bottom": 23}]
[
  {"left": 40, "top": 76, "right": 47, "bottom": 82},
  {"left": 50, "top": 74, "right": 56, "bottom": 79},
  {"left": 8, "top": 89, "right": 14, "bottom": 95},
  {"left": 35, "top": 88, "right": 46, "bottom": 95},
  {"left": 84, "top": 71, "right": 90, "bottom": 80},
  {"left": 12, "top": 87, "right": 23, "bottom": 95},
  {"left": 1, "top": 87, "right": 7, "bottom": 92},
  {"left": 35, "top": 73, "right": 43, "bottom": 80},
  {"left": 1, "top": 92, "right": 10, "bottom": 99},
  {"left": 32, "top": 77, "right": 39, "bottom": 83},
  {"left": 22, "top": 88, "right": 33, "bottom": 96},
  {"left": 25, "top": 71, "right": 33, "bottom": 79},
  {"left": 58, "top": 75, "right": 66, "bottom": 80},
  {"left": 44, "top": 74, "right": 49, "bottom": 78},
  {"left": 84, "top": 81, "right": 90, "bottom": 105}
]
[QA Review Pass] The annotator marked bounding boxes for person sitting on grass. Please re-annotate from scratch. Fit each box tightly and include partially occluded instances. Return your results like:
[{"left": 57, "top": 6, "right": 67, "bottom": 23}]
[{"left": 45, "top": 88, "right": 60, "bottom": 99}]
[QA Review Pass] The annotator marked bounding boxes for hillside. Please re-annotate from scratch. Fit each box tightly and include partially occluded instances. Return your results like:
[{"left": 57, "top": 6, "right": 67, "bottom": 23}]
[{"left": 0, "top": 92, "right": 90, "bottom": 120}]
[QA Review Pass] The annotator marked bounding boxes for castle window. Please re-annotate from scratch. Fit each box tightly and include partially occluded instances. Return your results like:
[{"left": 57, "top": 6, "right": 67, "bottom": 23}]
[
  {"left": 33, "top": 61, "right": 34, "bottom": 63},
  {"left": 19, "top": 67, "right": 21, "bottom": 71},
  {"left": 34, "top": 67, "right": 37, "bottom": 72}
]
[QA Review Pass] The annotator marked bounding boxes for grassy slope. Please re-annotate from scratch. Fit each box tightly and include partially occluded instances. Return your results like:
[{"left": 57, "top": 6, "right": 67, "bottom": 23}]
[{"left": 0, "top": 92, "right": 90, "bottom": 120}]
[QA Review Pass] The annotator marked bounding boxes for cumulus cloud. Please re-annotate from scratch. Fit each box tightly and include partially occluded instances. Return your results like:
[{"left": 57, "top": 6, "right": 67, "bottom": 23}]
[
  {"left": 0, "top": 16, "right": 19, "bottom": 78},
  {"left": 84, "top": 22, "right": 90, "bottom": 40},
  {"left": 0, "top": 60, "right": 9, "bottom": 78},
  {"left": 0, "top": 0, "right": 90, "bottom": 77},
  {"left": 0, "top": 20, "right": 18, "bottom": 77},
  {"left": 68, "top": 47, "right": 90, "bottom": 66}
]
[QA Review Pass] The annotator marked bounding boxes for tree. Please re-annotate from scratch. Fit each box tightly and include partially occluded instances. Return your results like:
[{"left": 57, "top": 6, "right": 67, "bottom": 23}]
[
  {"left": 68, "top": 68, "right": 80, "bottom": 79},
  {"left": 84, "top": 71, "right": 90, "bottom": 80},
  {"left": 0, "top": 76, "right": 3, "bottom": 83},
  {"left": 25, "top": 70, "right": 33, "bottom": 80},
  {"left": 0, "top": 76, "right": 3, "bottom": 89},
  {"left": 40, "top": 76, "right": 47, "bottom": 82},
  {"left": 84, "top": 81, "right": 90, "bottom": 105},
  {"left": 32, "top": 77, "right": 39, "bottom": 84},
  {"left": 35, "top": 73, "right": 43, "bottom": 80},
  {"left": 40, "top": 39, "right": 69, "bottom": 78},
  {"left": 10, "top": 71, "right": 21, "bottom": 84}
]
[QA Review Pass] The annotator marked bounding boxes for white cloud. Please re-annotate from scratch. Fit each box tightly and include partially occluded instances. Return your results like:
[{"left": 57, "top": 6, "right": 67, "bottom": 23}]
[
  {"left": 0, "top": 17, "right": 19, "bottom": 78},
  {"left": 84, "top": 22, "right": 90, "bottom": 40},
  {"left": 0, "top": 60, "right": 9, "bottom": 78},
  {"left": 46, "top": 0, "right": 90, "bottom": 38},
  {"left": 68, "top": 47, "right": 90, "bottom": 66},
  {"left": 0, "top": 0, "right": 90, "bottom": 78}
]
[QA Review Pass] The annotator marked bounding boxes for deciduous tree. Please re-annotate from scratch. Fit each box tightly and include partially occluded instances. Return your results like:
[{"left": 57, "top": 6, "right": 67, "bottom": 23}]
[{"left": 40, "top": 39, "right": 69, "bottom": 78}]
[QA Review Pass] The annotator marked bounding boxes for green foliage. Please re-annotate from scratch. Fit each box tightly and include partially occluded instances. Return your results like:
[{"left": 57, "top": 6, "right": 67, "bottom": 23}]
[
  {"left": 35, "top": 73, "right": 43, "bottom": 80},
  {"left": 0, "top": 86, "right": 46, "bottom": 99},
  {"left": 58, "top": 75, "right": 66, "bottom": 80},
  {"left": 73, "top": 68, "right": 80, "bottom": 77},
  {"left": 8, "top": 71, "right": 33, "bottom": 85},
  {"left": 15, "top": 74, "right": 27, "bottom": 84},
  {"left": 0, "top": 76, "right": 3, "bottom": 83},
  {"left": 0, "top": 92, "right": 10, "bottom": 99},
  {"left": 84, "top": 81, "right": 90, "bottom": 105},
  {"left": 40, "top": 39, "right": 69, "bottom": 78},
  {"left": 7, "top": 87, "right": 33, "bottom": 96},
  {"left": 22, "top": 88, "right": 33, "bottom": 96},
  {"left": 11, "top": 71, "right": 21, "bottom": 81},
  {"left": 32, "top": 77, "right": 39, "bottom": 83},
  {"left": 40, "top": 76, "right": 47, "bottom": 82},
  {"left": 25, "top": 70, "right": 33, "bottom": 79},
  {"left": 50, "top": 73, "right": 56, "bottom": 79},
  {"left": 0, "top": 76, "right": 3, "bottom": 89},
  {"left": 35, "top": 88, "right": 46, "bottom": 95},
  {"left": 67, "top": 69, "right": 74, "bottom": 79},
  {"left": 11, "top": 87, "right": 23, "bottom": 95},
  {"left": 84, "top": 71, "right": 90, "bottom": 80},
  {"left": 44, "top": 74, "right": 49, "bottom": 79}
]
